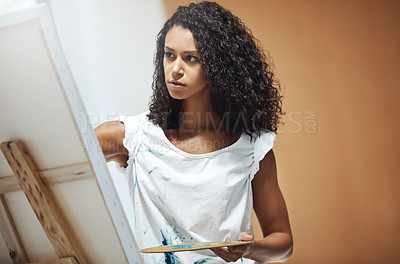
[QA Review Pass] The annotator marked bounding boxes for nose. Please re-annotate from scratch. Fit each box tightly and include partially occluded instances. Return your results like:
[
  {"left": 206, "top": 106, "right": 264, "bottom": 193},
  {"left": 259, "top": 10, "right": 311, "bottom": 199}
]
[{"left": 172, "top": 58, "right": 184, "bottom": 76}]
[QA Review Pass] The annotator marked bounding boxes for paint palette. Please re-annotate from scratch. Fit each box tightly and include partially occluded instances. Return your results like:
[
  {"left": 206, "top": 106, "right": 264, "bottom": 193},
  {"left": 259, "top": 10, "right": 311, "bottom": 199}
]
[{"left": 141, "top": 241, "right": 252, "bottom": 253}]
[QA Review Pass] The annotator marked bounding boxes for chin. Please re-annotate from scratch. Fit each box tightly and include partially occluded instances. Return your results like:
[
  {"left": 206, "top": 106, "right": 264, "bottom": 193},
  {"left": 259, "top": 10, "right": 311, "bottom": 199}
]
[
  {"left": 169, "top": 95, "right": 185, "bottom": 100},
  {"left": 167, "top": 89, "right": 186, "bottom": 100}
]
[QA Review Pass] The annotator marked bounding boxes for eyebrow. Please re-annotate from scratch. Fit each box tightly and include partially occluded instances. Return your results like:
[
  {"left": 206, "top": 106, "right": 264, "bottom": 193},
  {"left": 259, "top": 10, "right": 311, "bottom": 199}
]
[{"left": 165, "top": 46, "right": 198, "bottom": 54}]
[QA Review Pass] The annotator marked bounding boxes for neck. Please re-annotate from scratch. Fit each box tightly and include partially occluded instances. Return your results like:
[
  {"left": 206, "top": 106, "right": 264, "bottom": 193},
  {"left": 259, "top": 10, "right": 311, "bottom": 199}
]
[{"left": 180, "top": 91, "right": 221, "bottom": 134}]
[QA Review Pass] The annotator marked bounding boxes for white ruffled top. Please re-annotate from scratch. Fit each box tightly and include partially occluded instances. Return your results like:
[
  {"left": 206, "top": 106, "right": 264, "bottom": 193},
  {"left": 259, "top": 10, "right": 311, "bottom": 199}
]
[{"left": 116, "top": 112, "right": 276, "bottom": 264}]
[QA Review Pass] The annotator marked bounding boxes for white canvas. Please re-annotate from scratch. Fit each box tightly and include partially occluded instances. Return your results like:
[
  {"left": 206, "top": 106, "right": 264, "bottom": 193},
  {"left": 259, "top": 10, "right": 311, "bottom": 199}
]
[{"left": 0, "top": 4, "right": 143, "bottom": 264}]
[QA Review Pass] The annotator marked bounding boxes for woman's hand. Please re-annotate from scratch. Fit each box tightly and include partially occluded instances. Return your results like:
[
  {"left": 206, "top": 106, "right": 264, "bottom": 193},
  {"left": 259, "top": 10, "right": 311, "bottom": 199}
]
[{"left": 210, "top": 232, "right": 254, "bottom": 262}]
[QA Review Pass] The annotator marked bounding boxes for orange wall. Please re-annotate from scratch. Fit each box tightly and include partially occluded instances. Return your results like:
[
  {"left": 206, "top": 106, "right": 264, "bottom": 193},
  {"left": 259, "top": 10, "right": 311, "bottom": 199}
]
[{"left": 161, "top": 1, "right": 400, "bottom": 263}]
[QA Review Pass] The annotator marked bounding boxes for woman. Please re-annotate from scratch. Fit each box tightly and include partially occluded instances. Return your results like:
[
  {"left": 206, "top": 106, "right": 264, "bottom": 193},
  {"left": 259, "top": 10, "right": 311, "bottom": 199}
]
[{"left": 96, "top": 1, "right": 292, "bottom": 263}]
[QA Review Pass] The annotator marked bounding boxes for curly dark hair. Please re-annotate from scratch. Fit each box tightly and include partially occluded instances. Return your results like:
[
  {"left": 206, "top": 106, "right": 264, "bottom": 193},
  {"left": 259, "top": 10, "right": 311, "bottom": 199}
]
[{"left": 148, "top": 1, "right": 283, "bottom": 137}]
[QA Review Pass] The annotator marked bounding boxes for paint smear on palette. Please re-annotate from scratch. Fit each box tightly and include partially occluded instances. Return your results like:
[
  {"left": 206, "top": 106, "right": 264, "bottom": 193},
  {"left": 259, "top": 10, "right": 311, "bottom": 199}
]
[{"left": 141, "top": 241, "right": 252, "bottom": 253}]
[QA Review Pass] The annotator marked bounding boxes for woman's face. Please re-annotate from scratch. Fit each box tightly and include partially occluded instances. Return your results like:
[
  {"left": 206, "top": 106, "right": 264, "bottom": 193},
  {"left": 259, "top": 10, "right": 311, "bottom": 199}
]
[{"left": 163, "top": 25, "right": 209, "bottom": 101}]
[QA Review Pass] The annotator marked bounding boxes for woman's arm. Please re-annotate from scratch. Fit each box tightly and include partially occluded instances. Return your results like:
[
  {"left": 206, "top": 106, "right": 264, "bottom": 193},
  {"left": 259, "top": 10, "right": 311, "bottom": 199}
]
[
  {"left": 246, "top": 149, "right": 293, "bottom": 262},
  {"left": 211, "top": 149, "right": 293, "bottom": 262},
  {"left": 94, "top": 121, "right": 129, "bottom": 167}
]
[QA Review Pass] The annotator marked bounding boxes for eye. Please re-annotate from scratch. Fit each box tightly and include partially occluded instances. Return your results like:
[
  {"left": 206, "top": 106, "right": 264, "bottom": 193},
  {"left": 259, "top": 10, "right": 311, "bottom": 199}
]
[
  {"left": 186, "top": 55, "right": 198, "bottom": 62},
  {"left": 164, "top": 51, "right": 174, "bottom": 59}
]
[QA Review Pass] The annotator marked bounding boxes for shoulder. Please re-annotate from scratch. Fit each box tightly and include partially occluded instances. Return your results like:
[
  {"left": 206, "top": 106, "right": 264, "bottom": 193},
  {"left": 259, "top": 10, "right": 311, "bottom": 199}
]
[
  {"left": 253, "top": 131, "right": 276, "bottom": 159},
  {"left": 114, "top": 111, "right": 151, "bottom": 133},
  {"left": 245, "top": 130, "right": 276, "bottom": 180},
  {"left": 94, "top": 111, "right": 148, "bottom": 153},
  {"left": 95, "top": 120, "right": 125, "bottom": 138}
]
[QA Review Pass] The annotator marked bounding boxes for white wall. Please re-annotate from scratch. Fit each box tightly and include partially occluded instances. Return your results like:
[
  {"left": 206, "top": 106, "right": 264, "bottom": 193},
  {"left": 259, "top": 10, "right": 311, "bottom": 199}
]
[
  {"left": 46, "top": 0, "right": 165, "bottom": 120},
  {"left": 0, "top": 0, "right": 37, "bottom": 14}
]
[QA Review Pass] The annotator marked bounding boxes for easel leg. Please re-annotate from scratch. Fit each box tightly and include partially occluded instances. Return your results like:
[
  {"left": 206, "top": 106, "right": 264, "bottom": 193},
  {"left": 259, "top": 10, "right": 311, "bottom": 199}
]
[{"left": 0, "top": 194, "right": 29, "bottom": 264}]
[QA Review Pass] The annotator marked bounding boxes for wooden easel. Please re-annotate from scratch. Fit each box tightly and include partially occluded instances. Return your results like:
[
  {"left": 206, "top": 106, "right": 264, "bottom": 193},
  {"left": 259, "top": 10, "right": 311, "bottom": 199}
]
[{"left": 0, "top": 141, "right": 87, "bottom": 264}]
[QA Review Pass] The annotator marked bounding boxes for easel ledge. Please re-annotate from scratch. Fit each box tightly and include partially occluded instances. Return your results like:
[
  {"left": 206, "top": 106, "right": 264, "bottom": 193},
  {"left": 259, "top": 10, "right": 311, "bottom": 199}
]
[{"left": 0, "top": 162, "right": 93, "bottom": 194}]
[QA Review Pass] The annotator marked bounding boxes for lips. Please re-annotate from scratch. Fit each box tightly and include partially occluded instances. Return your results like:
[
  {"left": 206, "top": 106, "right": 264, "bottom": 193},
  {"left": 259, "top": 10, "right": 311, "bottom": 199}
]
[{"left": 168, "top": 80, "right": 186, "bottom": 88}]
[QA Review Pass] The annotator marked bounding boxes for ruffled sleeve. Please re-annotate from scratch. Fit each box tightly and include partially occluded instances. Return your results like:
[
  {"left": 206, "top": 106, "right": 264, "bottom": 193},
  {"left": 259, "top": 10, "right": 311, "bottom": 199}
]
[
  {"left": 249, "top": 131, "right": 276, "bottom": 180},
  {"left": 114, "top": 115, "right": 142, "bottom": 174}
]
